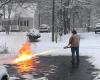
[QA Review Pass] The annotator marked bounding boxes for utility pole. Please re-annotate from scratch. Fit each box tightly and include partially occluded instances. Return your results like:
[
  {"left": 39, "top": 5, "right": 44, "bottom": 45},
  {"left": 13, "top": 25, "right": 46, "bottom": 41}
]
[
  {"left": 63, "top": 0, "right": 70, "bottom": 34},
  {"left": 60, "top": 0, "right": 63, "bottom": 34},
  {"left": 52, "top": 0, "right": 55, "bottom": 42}
]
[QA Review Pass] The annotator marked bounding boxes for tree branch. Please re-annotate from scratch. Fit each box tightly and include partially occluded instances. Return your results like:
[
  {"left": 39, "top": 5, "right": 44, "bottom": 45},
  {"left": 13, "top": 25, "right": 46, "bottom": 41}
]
[{"left": 0, "top": 0, "right": 11, "bottom": 8}]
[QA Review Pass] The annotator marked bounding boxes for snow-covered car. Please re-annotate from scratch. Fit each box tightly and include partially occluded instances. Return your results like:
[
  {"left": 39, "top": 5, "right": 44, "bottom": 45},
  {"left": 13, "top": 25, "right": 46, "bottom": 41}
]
[
  {"left": 0, "top": 66, "right": 9, "bottom": 80},
  {"left": 95, "top": 24, "right": 100, "bottom": 34},
  {"left": 39, "top": 24, "right": 50, "bottom": 33},
  {"left": 27, "top": 28, "right": 41, "bottom": 41}
]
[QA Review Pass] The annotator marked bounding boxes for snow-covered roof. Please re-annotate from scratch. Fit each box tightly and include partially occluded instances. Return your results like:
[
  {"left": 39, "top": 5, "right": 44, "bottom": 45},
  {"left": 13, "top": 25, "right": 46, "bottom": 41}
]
[{"left": 14, "top": 3, "right": 37, "bottom": 18}]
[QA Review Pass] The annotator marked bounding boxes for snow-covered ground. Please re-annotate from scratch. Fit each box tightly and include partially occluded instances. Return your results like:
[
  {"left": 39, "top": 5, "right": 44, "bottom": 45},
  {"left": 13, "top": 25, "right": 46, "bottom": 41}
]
[{"left": 0, "top": 32, "right": 100, "bottom": 79}]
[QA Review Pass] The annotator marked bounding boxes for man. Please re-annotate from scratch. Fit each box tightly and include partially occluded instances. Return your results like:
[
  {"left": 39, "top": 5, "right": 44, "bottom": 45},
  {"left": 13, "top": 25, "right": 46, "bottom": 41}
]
[{"left": 64, "top": 30, "right": 80, "bottom": 65}]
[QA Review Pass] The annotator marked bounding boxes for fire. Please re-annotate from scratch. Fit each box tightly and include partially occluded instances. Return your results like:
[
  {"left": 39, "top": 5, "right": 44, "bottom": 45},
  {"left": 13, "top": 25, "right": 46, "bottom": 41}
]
[
  {"left": 13, "top": 41, "right": 39, "bottom": 74},
  {"left": 12, "top": 41, "right": 59, "bottom": 74},
  {"left": 13, "top": 40, "right": 58, "bottom": 63},
  {"left": 13, "top": 41, "right": 36, "bottom": 63},
  {"left": 16, "top": 59, "right": 33, "bottom": 74}
]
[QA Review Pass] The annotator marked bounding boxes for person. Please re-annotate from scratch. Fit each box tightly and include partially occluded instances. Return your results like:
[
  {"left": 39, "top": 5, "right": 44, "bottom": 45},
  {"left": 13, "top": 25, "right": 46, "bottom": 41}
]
[{"left": 64, "top": 30, "right": 80, "bottom": 65}]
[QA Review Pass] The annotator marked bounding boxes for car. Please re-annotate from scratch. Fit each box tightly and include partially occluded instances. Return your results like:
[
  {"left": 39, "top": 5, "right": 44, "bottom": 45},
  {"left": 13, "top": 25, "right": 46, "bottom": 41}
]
[
  {"left": 27, "top": 28, "right": 41, "bottom": 41},
  {"left": 95, "top": 24, "right": 100, "bottom": 34},
  {"left": 39, "top": 24, "right": 50, "bottom": 33},
  {"left": 0, "top": 66, "right": 9, "bottom": 80}
]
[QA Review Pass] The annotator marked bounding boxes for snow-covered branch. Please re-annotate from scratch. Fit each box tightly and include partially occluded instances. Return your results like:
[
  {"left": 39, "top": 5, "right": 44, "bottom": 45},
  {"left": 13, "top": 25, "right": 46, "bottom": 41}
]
[{"left": 0, "top": 0, "right": 11, "bottom": 8}]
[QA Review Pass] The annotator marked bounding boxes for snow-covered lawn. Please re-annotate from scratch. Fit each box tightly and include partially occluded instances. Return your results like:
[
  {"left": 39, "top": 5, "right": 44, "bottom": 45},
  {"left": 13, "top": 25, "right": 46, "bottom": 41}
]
[
  {"left": 0, "top": 32, "right": 100, "bottom": 79},
  {"left": 0, "top": 32, "right": 27, "bottom": 65}
]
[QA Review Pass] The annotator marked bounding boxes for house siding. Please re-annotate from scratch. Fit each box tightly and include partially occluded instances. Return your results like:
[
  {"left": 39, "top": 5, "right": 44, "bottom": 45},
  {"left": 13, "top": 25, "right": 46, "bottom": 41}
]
[{"left": 0, "top": 17, "right": 33, "bottom": 31}]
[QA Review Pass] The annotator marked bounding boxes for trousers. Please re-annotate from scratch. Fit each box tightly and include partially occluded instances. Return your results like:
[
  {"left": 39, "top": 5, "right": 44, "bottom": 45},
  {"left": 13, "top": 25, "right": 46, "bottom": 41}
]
[{"left": 71, "top": 47, "right": 79, "bottom": 64}]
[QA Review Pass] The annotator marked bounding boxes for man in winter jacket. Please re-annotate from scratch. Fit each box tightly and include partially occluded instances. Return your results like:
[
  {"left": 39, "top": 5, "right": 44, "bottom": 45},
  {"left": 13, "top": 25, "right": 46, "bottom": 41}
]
[{"left": 64, "top": 30, "right": 80, "bottom": 65}]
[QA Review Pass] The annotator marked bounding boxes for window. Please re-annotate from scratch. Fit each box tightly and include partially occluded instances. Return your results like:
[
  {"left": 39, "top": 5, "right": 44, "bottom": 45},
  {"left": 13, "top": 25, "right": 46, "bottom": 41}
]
[
  {"left": 0, "top": 22, "right": 1, "bottom": 25},
  {"left": 24, "top": 21, "right": 26, "bottom": 26},
  {"left": 27, "top": 20, "right": 29, "bottom": 26}
]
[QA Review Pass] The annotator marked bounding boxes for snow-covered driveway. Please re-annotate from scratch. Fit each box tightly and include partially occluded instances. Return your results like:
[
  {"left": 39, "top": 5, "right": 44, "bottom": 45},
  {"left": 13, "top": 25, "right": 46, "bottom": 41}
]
[{"left": 0, "top": 32, "right": 100, "bottom": 69}]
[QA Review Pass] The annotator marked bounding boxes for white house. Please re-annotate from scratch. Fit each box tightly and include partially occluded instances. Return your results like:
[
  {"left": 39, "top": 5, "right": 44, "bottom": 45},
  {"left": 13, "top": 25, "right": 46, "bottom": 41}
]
[{"left": 0, "top": 3, "right": 37, "bottom": 31}]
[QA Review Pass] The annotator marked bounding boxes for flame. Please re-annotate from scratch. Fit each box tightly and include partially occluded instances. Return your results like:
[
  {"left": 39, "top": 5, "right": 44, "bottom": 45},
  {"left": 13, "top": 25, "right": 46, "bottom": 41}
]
[
  {"left": 13, "top": 41, "right": 39, "bottom": 74},
  {"left": 16, "top": 59, "right": 33, "bottom": 74},
  {"left": 12, "top": 41, "right": 59, "bottom": 74},
  {"left": 13, "top": 41, "right": 34, "bottom": 63},
  {"left": 13, "top": 40, "right": 59, "bottom": 63}
]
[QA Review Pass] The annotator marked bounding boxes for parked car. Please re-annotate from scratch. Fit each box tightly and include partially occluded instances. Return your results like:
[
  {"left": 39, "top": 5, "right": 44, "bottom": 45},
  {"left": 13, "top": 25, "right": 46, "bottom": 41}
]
[
  {"left": 0, "top": 66, "right": 9, "bottom": 80},
  {"left": 39, "top": 24, "right": 50, "bottom": 33},
  {"left": 27, "top": 28, "right": 41, "bottom": 41},
  {"left": 95, "top": 23, "right": 100, "bottom": 34}
]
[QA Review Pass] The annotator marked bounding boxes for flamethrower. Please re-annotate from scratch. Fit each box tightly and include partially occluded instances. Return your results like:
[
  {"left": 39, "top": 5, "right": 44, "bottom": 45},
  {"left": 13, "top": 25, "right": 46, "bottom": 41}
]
[{"left": 13, "top": 40, "right": 71, "bottom": 63}]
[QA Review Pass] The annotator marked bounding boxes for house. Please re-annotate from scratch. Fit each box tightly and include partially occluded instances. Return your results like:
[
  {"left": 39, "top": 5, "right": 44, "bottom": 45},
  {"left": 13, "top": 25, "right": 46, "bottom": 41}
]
[{"left": 0, "top": 3, "right": 37, "bottom": 32}]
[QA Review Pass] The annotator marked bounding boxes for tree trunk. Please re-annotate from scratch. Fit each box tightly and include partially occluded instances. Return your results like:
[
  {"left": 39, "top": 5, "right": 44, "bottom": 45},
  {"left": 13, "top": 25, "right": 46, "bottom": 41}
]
[
  {"left": 7, "top": 3, "right": 12, "bottom": 34},
  {"left": 52, "top": 0, "right": 55, "bottom": 42}
]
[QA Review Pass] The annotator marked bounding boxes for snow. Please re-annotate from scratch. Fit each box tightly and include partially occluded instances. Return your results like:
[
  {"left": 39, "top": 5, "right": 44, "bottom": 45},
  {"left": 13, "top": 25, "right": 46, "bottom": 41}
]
[
  {"left": 0, "top": 32, "right": 100, "bottom": 79},
  {"left": 0, "top": 32, "right": 27, "bottom": 64}
]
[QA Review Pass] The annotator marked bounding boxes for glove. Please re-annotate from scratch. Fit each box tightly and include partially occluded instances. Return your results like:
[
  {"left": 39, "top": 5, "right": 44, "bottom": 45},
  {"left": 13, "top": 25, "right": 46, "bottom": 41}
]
[
  {"left": 64, "top": 46, "right": 68, "bottom": 49},
  {"left": 64, "top": 45, "right": 71, "bottom": 49}
]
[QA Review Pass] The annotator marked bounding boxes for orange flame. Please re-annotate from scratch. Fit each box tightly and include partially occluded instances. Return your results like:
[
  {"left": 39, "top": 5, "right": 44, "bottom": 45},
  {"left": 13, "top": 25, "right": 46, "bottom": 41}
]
[
  {"left": 16, "top": 59, "right": 33, "bottom": 74},
  {"left": 13, "top": 41, "right": 39, "bottom": 74},
  {"left": 13, "top": 41, "right": 34, "bottom": 63}
]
